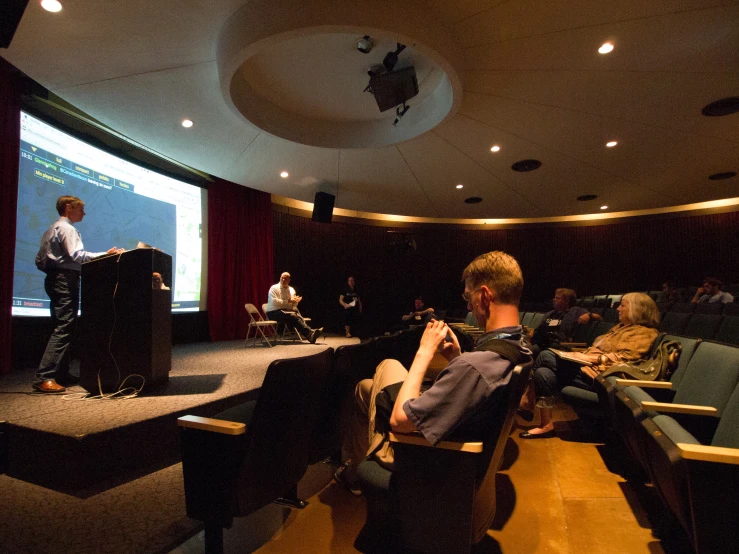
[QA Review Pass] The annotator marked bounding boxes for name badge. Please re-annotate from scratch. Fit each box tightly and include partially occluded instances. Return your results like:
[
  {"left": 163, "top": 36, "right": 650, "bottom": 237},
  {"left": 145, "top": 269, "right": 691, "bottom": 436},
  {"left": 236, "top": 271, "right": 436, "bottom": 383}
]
[{"left": 548, "top": 319, "right": 561, "bottom": 327}]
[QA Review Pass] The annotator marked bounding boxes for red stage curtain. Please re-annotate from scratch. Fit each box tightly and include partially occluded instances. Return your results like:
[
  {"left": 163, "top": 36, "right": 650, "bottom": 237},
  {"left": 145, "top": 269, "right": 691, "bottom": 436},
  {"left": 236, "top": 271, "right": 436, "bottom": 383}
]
[
  {"left": 207, "top": 178, "right": 274, "bottom": 341},
  {"left": 0, "top": 58, "right": 22, "bottom": 375}
]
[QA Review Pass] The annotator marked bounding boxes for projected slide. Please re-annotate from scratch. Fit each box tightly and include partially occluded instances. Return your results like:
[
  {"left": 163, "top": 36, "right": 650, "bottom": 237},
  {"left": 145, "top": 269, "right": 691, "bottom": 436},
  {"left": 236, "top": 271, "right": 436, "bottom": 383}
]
[{"left": 13, "top": 112, "right": 204, "bottom": 316}]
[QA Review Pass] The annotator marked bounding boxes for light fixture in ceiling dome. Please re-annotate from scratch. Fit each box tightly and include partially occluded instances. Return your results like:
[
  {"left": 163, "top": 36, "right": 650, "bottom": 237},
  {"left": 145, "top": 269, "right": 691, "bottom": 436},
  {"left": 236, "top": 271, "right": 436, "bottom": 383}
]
[{"left": 217, "top": 1, "right": 464, "bottom": 148}]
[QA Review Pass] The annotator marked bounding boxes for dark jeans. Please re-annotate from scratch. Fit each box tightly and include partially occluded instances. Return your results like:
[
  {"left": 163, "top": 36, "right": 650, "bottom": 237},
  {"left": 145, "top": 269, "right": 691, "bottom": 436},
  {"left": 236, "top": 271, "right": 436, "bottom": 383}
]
[
  {"left": 266, "top": 310, "right": 313, "bottom": 338},
  {"left": 37, "top": 270, "right": 80, "bottom": 382},
  {"left": 533, "top": 349, "right": 594, "bottom": 407}
]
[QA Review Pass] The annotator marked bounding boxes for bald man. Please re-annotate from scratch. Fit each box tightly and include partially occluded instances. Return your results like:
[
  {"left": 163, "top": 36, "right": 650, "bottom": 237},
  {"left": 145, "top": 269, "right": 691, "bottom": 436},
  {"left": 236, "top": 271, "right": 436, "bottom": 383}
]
[{"left": 265, "top": 272, "right": 323, "bottom": 343}]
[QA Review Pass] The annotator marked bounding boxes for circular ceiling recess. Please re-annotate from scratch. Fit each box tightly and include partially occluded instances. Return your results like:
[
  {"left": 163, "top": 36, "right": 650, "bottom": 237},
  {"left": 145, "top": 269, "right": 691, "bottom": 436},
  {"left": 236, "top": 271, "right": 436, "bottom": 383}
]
[
  {"left": 218, "top": 0, "right": 464, "bottom": 149},
  {"left": 701, "top": 97, "right": 739, "bottom": 117},
  {"left": 464, "top": 197, "right": 483, "bottom": 204},
  {"left": 511, "top": 159, "right": 542, "bottom": 172},
  {"left": 709, "top": 171, "right": 737, "bottom": 180},
  {"left": 577, "top": 194, "right": 599, "bottom": 201}
]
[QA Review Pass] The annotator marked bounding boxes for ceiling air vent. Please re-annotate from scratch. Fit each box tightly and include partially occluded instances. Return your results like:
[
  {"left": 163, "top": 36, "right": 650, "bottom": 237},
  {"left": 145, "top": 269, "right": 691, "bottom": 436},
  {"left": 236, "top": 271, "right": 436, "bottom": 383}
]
[{"left": 511, "top": 159, "right": 542, "bottom": 172}]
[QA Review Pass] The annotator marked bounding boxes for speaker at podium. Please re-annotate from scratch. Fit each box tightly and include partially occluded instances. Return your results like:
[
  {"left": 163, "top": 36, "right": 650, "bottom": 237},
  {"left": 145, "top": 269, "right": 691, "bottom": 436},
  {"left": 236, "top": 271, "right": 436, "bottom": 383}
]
[{"left": 80, "top": 248, "right": 172, "bottom": 394}]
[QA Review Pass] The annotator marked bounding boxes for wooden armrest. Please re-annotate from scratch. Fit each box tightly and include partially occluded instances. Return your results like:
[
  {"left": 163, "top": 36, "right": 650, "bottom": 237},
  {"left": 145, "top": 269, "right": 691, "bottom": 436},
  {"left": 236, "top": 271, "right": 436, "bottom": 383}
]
[
  {"left": 678, "top": 443, "right": 739, "bottom": 465},
  {"left": 640, "top": 402, "right": 718, "bottom": 416},
  {"left": 615, "top": 379, "right": 673, "bottom": 389},
  {"left": 559, "top": 342, "right": 586, "bottom": 349},
  {"left": 389, "top": 432, "right": 482, "bottom": 453},
  {"left": 177, "top": 415, "right": 246, "bottom": 435}
]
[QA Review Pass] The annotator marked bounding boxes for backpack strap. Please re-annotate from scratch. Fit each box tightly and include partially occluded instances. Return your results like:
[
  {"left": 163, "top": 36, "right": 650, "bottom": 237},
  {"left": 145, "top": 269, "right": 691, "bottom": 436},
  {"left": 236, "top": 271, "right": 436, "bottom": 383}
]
[{"left": 474, "top": 338, "right": 529, "bottom": 366}]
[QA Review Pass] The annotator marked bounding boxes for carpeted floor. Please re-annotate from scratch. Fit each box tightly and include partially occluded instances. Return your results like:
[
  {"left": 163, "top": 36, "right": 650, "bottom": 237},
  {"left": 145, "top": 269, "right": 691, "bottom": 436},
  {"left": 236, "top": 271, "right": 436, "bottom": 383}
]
[
  {"left": 1, "top": 336, "right": 356, "bottom": 436},
  {"left": 0, "top": 335, "right": 358, "bottom": 553}
]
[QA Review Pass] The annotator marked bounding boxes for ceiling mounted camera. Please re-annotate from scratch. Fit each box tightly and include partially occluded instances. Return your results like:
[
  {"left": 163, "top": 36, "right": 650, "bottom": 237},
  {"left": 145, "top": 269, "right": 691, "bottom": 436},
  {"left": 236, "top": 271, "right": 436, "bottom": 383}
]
[{"left": 356, "top": 35, "right": 374, "bottom": 54}]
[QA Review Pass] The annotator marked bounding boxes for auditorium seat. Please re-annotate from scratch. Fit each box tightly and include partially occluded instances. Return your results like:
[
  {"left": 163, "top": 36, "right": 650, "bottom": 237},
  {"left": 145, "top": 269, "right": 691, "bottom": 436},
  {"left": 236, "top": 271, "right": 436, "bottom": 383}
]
[
  {"left": 670, "top": 302, "right": 696, "bottom": 314},
  {"left": 594, "top": 295, "right": 612, "bottom": 308},
  {"left": 520, "top": 312, "right": 535, "bottom": 327},
  {"left": 585, "top": 320, "right": 616, "bottom": 346},
  {"left": 580, "top": 298, "right": 596, "bottom": 310},
  {"left": 594, "top": 332, "right": 666, "bottom": 428},
  {"left": 177, "top": 348, "right": 333, "bottom": 553},
  {"left": 528, "top": 311, "right": 547, "bottom": 330},
  {"left": 694, "top": 302, "right": 723, "bottom": 315},
  {"left": 648, "top": 291, "right": 663, "bottom": 302},
  {"left": 355, "top": 358, "right": 533, "bottom": 554},
  {"left": 602, "top": 308, "right": 619, "bottom": 322},
  {"left": 723, "top": 302, "right": 739, "bottom": 316},
  {"left": 309, "top": 341, "right": 376, "bottom": 465},
  {"left": 674, "top": 385, "right": 739, "bottom": 553},
  {"left": 659, "top": 312, "right": 691, "bottom": 334},
  {"left": 682, "top": 314, "right": 722, "bottom": 340},
  {"left": 607, "top": 294, "right": 623, "bottom": 305},
  {"left": 638, "top": 362, "right": 739, "bottom": 552},
  {"left": 607, "top": 335, "right": 701, "bottom": 470},
  {"left": 656, "top": 301, "right": 672, "bottom": 313},
  {"left": 715, "top": 316, "right": 739, "bottom": 345}
]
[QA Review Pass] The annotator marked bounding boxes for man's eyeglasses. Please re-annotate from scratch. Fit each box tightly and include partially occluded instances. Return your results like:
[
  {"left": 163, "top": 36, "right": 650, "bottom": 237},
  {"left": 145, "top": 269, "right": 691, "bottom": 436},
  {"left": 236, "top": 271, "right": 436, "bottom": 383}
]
[{"left": 462, "top": 288, "right": 481, "bottom": 302}]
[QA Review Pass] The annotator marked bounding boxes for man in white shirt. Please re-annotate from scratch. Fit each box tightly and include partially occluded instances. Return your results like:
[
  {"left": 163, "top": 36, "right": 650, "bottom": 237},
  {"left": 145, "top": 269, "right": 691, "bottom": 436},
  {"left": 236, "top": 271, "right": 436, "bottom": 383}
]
[
  {"left": 34, "top": 195, "right": 121, "bottom": 393},
  {"left": 265, "top": 272, "right": 323, "bottom": 343},
  {"left": 691, "top": 277, "right": 734, "bottom": 304}
]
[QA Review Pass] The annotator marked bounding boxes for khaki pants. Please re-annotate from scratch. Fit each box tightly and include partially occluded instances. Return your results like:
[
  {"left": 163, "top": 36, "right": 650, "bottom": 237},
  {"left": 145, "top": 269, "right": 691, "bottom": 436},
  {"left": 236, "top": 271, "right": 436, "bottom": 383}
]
[{"left": 346, "top": 359, "right": 408, "bottom": 479}]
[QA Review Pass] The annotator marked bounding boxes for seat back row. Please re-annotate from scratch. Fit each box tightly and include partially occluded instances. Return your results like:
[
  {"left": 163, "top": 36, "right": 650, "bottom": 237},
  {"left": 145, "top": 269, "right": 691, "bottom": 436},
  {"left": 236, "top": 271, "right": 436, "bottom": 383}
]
[
  {"left": 521, "top": 309, "right": 739, "bottom": 345},
  {"left": 593, "top": 337, "right": 739, "bottom": 553}
]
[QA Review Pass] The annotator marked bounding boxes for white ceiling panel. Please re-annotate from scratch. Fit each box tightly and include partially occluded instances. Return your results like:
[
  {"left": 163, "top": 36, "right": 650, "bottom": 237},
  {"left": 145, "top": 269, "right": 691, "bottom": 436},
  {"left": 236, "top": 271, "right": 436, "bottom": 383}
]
[{"left": 3, "top": 0, "right": 737, "bottom": 219}]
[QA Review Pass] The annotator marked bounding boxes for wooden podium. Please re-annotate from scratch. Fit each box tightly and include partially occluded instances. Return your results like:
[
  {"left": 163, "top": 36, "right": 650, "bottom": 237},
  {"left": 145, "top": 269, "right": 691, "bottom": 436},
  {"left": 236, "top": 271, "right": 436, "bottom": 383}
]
[{"left": 80, "top": 248, "right": 172, "bottom": 393}]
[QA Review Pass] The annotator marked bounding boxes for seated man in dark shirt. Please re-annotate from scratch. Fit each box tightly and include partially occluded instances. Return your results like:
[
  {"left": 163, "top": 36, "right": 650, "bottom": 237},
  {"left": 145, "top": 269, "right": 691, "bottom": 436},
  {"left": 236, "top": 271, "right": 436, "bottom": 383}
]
[
  {"left": 529, "top": 288, "right": 589, "bottom": 356},
  {"left": 335, "top": 251, "right": 531, "bottom": 495}
]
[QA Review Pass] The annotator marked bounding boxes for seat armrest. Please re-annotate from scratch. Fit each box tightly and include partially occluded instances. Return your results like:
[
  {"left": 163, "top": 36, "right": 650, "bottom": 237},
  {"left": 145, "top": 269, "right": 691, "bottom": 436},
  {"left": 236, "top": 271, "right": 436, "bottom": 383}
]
[
  {"left": 389, "top": 432, "right": 482, "bottom": 453},
  {"left": 616, "top": 379, "right": 673, "bottom": 389},
  {"left": 177, "top": 415, "right": 246, "bottom": 435},
  {"left": 678, "top": 443, "right": 739, "bottom": 466},
  {"left": 640, "top": 402, "right": 718, "bottom": 416}
]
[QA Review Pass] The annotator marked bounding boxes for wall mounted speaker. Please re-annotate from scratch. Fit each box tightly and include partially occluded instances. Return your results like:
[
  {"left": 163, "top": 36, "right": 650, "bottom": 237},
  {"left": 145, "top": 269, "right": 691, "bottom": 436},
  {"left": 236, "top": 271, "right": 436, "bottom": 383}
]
[
  {"left": 0, "top": 0, "right": 29, "bottom": 49},
  {"left": 312, "top": 192, "right": 335, "bottom": 223}
]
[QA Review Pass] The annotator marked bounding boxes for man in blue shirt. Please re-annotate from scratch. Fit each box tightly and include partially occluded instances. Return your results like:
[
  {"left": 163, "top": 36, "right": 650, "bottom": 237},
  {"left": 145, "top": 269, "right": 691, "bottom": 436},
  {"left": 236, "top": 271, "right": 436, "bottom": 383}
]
[
  {"left": 336, "top": 251, "right": 530, "bottom": 494},
  {"left": 33, "top": 196, "right": 121, "bottom": 393}
]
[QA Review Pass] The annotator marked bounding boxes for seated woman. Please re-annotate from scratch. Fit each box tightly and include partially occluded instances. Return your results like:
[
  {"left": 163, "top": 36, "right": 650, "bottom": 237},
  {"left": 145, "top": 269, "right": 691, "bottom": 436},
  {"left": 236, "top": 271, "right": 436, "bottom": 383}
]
[{"left": 519, "top": 292, "right": 660, "bottom": 438}]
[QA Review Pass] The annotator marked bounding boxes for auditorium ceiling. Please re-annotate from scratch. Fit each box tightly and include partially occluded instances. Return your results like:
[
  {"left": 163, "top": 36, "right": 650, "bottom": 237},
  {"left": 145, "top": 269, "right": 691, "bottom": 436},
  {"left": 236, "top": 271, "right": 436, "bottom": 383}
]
[{"left": 4, "top": 0, "right": 739, "bottom": 220}]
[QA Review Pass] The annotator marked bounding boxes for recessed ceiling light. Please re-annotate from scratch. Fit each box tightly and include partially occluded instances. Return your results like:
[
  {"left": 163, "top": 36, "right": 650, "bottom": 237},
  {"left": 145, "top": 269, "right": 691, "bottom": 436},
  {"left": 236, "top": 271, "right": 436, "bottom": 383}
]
[
  {"left": 600, "top": 205, "right": 609, "bottom": 210},
  {"left": 464, "top": 197, "right": 483, "bottom": 204},
  {"left": 598, "top": 42, "right": 614, "bottom": 54},
  {"left": 41, "top": 0, "right": 62, "bottom": 12},
  {"left": 490, "top": 145, "right": 500, "bottom": 153},
  {"left": 577, "top": 194, "right": 598, "bottom": 202},
  {"left": 606, "top": 141, "right": 618, "bottom": 148},
  {"left": 181, "top": 119, "right": 193, "bottom": 128},
  {"left": 280, "top": 171, "right": 289, "bottom": 178},
  {"left": 456, "top": 184, "right": 463, "bottom": 189}
]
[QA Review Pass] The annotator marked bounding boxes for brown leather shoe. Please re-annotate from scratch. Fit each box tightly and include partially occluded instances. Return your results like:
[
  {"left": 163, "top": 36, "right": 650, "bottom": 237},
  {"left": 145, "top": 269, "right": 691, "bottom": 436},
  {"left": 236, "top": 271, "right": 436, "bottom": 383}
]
[{"left": 33, "top": 379, "right": 67, "bottom": 393}]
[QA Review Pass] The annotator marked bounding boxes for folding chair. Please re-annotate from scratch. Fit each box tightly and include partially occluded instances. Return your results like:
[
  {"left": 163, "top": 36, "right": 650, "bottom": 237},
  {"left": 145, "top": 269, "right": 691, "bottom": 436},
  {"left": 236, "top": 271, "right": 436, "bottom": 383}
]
[
  {"left": 245, "top": 303, "right": 278, "bottom": 347},
  {"left": 262, "top": 303, "right": 312, "bottom": 343}
]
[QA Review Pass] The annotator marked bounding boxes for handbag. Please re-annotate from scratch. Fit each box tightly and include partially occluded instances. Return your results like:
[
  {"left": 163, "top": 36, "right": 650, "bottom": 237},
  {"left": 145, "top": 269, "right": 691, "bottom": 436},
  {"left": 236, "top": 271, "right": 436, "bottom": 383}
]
[{"left": 599, "top": 340, "right": 682, "bottom": 382}]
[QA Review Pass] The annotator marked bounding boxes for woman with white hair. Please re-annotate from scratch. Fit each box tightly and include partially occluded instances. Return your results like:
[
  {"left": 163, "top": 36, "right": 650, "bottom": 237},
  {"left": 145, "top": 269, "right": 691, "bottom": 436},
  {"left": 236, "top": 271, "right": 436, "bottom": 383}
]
[{"left": 520, "top": 292, "right": 660, "bottom": 438}]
